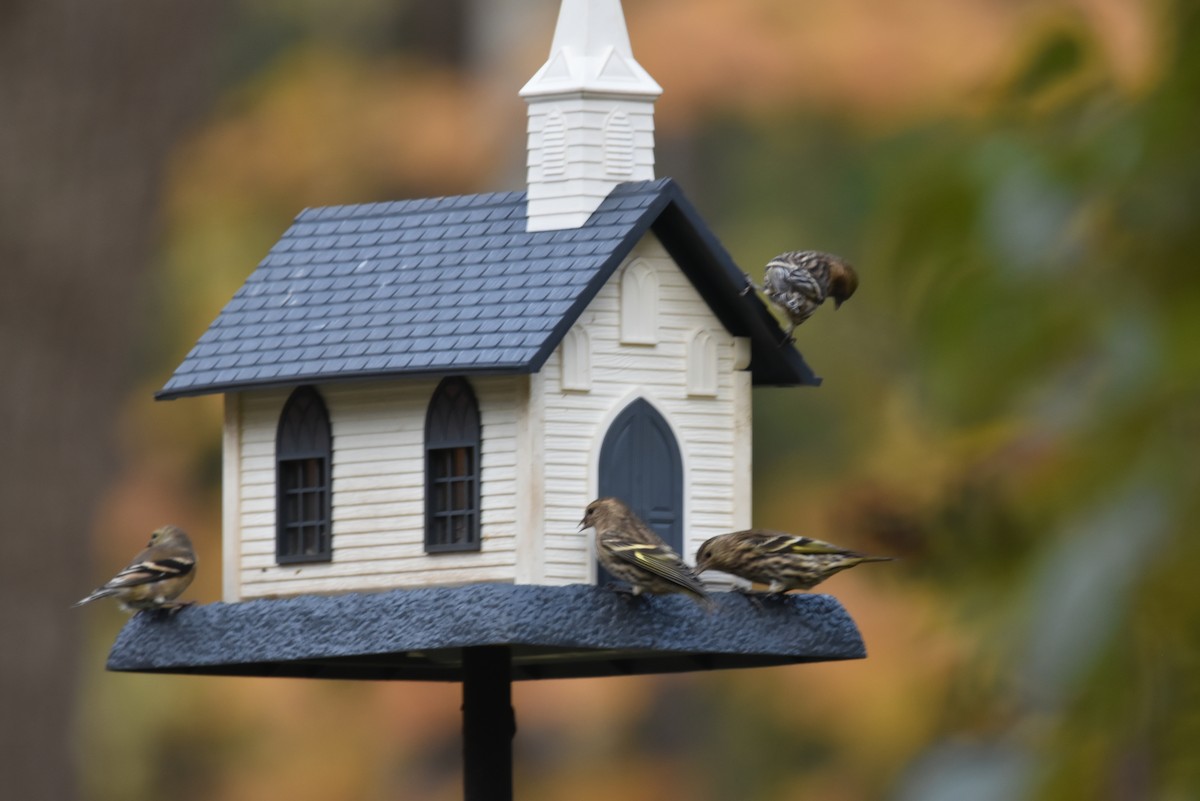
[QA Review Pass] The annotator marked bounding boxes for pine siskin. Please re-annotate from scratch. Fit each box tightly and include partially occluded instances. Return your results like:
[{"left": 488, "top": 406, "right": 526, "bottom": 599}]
[
  {"left": 74, "top": 525, "right": 197, "bottom": 613},
  {"left": 695, "top": 529, "right": 890, "bottom": 594},
  {"left": 580, "top": 497, "right": 712, "bottom": 607},
  {"left": 742, "top": 250, "right": 859, "bottom": 343}
]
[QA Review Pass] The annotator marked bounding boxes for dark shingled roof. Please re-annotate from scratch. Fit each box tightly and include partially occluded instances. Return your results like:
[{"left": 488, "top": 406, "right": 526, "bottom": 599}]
[
  {"left": 106, "top": 583, "right": 865, "bottom": 681},
  {"left": 158, "top": 178, "right": 818, "bottom": 399}
]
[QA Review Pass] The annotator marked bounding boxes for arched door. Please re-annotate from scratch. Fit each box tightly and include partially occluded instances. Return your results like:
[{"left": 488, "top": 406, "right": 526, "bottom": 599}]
[{"left": 597, "top": 398, "right": 684, "bottom": 584}]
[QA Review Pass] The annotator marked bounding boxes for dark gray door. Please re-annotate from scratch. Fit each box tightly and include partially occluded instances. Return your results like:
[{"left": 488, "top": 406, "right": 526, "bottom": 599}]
[{"left": 597, "top": 398, "right": 684, "bottom": 584}]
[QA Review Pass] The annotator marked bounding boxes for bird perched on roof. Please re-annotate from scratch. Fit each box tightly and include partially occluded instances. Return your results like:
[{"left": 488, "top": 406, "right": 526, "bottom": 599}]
[
  {"left": 695, "top": 529, "right": 890, "bottom": 594},
  {"left": 73, "top": 525, "right": 197, "bottom": 613},
  {"left": 742, "top": 250, "right": 859, "bottom": 343},
  {"left": 580, "top": 497, "right": 712, "bottom": 608}
]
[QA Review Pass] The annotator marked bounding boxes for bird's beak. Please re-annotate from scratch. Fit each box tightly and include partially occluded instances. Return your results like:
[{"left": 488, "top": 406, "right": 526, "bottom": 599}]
[
  {"left": 834, "top": 298, "right": 844, "bottom": 309},
  {"left": 578, "top": 517, "right": 588, "bottom": 531}
]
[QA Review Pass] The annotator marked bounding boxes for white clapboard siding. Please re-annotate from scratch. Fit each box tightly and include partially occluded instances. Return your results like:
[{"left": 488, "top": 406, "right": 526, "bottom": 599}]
[
  {"left": 227, "top": 376, "right": 523, "bottom": 600},
  {"left": 536, "top": 231, "right": 751, "bottom": 585},
  {"left": 222, "top": 394, "right": 242, "bottom": 601},
  {"left": 218, "top": 228, "right": 753, "bottom": 599}
]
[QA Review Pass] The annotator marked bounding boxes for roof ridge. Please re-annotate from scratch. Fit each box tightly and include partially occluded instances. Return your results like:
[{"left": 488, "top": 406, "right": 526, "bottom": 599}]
[
  {"left": 296, "top": 189, "right": 530, "bottom": 222},
  {"left": 292, "top": 178, "right": 676, "bottom": 224}
]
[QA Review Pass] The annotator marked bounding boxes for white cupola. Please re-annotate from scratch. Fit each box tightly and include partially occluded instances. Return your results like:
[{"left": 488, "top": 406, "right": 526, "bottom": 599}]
[{"left": 520, "top": 0, "right": 662, "bottom": 232}]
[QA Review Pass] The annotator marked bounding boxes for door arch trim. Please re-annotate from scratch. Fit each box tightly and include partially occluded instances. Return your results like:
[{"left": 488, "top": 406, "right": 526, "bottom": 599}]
[{"left": 590, "top": 392, "right": 689, "bottom": 584}]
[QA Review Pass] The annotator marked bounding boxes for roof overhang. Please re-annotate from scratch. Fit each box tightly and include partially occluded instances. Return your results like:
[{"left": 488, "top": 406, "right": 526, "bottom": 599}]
[
  {"left": 156, "top": 179, "right": 819, "bottom": 400},
  {"left": 645, "top": 183, "right": 822, "bottom": 387}
]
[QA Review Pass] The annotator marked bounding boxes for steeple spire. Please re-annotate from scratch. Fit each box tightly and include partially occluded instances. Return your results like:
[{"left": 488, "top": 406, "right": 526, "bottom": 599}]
[{"left": 520, "top": 0, "right": 661, "bottom": 232}]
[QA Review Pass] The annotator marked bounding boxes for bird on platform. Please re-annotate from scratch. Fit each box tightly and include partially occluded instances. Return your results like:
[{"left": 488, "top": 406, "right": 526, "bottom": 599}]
[
  {"left": 73, "top": 524, "right": 197, "bottom": 613},
  {"left": 742, "top": 250, "right": 859, "bottom": 343},
  {"left": 695, "top": 529, "right": 890, "bottom": 594},
  {"left": 580, "top": 497, "right": 712, "bottom": 608}
]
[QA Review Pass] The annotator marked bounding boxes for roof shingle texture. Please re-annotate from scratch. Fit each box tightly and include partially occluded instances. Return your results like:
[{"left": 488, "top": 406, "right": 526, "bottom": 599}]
[{"left": 160, "top": 178, "right": 817, "bottom": 398}]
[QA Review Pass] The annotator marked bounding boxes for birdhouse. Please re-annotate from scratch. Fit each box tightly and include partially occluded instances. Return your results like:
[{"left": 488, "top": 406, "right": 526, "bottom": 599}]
[
  {"left": 113, "top": 10, "right": 869, "bottom": 800},
  {"left": 160, "top": 0, "right": 818, "bottom": 605}
]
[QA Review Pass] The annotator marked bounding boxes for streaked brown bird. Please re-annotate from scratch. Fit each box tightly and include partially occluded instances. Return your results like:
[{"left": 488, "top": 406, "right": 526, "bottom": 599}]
[
  {"left": 580, "top": 497, "right": 712, "bottom": 607},
  {"left": 73, "top": 525, "right": 197, "bottom": 613},
  {"left": 742, "top": 250, "right": 859, "bottom": 343},
  {"left": 695, "top": 529, "right": 890, "bottom": 594}
]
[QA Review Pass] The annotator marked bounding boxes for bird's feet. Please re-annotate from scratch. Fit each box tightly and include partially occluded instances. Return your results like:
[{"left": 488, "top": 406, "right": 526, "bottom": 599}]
[
  {"left": 740, "top": 273, "right": 757, "bottom": 297},
  {"left": 165, "top": 600, "right": 196, "bottom": 617},
  {"left": 734, "top": 587, "right": 767, "bottom": 610},
  {"left": 139, "top": 601, "right": 195, "bottom": 620},
  {"left": 605, "top": 582, "right": 646, "bottom": 605},
  {"left": 734, "top": 587, "right": 790, "bottom": 609}
]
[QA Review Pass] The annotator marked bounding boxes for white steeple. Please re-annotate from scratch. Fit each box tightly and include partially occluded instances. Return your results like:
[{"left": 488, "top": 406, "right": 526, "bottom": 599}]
[{"left": 520, "top": 0, "right": 662, "bottom": 232}]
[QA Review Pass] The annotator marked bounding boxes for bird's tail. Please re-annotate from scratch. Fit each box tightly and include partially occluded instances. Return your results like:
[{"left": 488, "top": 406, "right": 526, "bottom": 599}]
[{"left": 72, "top": 588, "right": 114, "bottom": 608}]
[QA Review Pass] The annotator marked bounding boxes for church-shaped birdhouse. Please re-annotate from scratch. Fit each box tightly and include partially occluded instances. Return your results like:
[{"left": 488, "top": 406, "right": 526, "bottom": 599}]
[{"left": 160, "top": 0, "right": 818, "bottom": 603}]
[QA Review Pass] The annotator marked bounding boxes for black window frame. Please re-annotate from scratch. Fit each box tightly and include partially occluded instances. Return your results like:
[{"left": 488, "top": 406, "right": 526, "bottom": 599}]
[
  {"left": 425, "top": 377, "right": 482, "bottom": 553},
  {"left": 275, "top": 385, "right": 333, "bottom": 564}
]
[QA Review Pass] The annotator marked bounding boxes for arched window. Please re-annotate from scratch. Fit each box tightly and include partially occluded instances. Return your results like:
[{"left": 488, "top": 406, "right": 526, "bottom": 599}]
[
  {"left": 620, "top": 259, "right": 658, "bottom": 345},
  {"left": 425, "top": 377, "right": 482, "bottom": 553},
  {"left": 603, "top": 110, "right": 635, "bottom": 178},
  {"left": 540, "top": 108, "right": 568, "bottom": 179},
  {"left": 561, "top": 326, "right": 592, "bottom": 391},
  {"left": 276, "top": 386, "right": 332, "bottom": 564},
  {"left": 686, "top": 329, "right": 718, "bottom": 396}
]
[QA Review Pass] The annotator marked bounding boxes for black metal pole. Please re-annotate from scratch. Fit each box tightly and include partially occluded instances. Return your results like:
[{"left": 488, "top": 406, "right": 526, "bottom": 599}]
[{"left": 462, "top": 646, "right": 514, "bottom": 801}]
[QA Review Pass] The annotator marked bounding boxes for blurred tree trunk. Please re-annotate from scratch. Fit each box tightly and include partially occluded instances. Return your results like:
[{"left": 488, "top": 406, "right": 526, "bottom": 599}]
[{"left": 0, "top": 2, "right": 225, "bottom": 798}]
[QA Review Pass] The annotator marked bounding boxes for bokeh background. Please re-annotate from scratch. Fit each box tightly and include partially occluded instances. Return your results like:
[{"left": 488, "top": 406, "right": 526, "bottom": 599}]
[{"left": 3, "top": 0, "right": 1197, "bottom": 799}]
